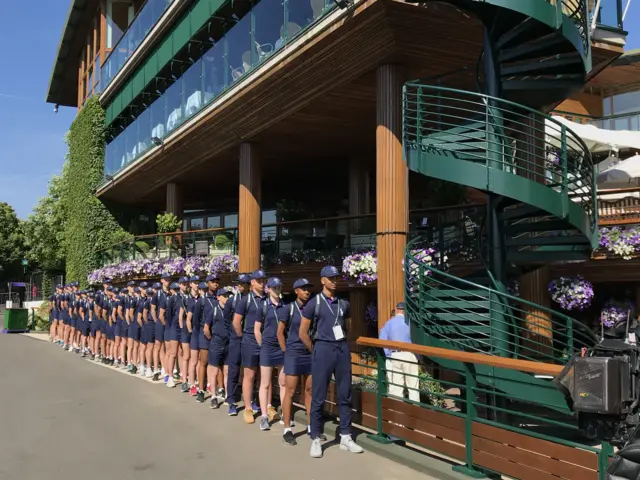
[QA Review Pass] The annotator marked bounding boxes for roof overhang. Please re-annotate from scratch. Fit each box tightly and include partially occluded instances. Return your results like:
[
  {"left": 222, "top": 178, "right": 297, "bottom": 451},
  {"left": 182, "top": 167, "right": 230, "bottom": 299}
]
[
  {"left": 586, "top": 47, "right": 640, "bottom": 96},
  {"left": 46, "top": 0, "right": 100, "bottom": 107}
]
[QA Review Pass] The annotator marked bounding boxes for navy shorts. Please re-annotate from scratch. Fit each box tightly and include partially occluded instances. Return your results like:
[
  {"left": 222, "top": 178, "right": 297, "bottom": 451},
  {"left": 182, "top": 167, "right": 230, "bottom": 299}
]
[
  {"left": 114, "top": 320, "right": 122, "bottom": 338},
  {"left": 198, "top": 331, "right": 210, "bottom": 351},
  {"left": 90, "top": 320, "right": 99, "bottom": 337},
  {"left": 284, "top": 349, "right": 312, "bottom": 376},
  {"left": 208, "top": 336, "right": 228, "bottom": 366},
  {"left": 189, "top": 329, "right": 200, "bottom": 351},
  {"left": 143, "top": 322, "right": 155, "bottom": 345},
  {"left": 164, "top": 322, "right": 179, "bottom": 342},
  {"left": 70, "top": 315, "right": 77, "bottom": 329},
  {"left": 155, "top": 321, "right": 165, "bottom": 342},
  {"left": 140, "top": 323, "right": 149, "bottom": 345},
  {"left": 99, "top": 319, "right": 107, "bottom": 334},
  {"left": 180, "top": 327, "right": 191, "bottom": 345},
  {"left": 260, "top": 343, "right": 285, "bottom": 367},
  {"left": 81, "top": 320, "right": 90, "bottom": 337},
  {"left": 106, "top": 323, "right": 115, "bottom": 341},
  {"left": 241, "top": 336, "right": 260, "bottom": 367},
  {"left": 225, "top": 337, "right": 241, "bottom": 366},
  {"left": 128, "top": 322, "right": 139, "bottom": 340}
]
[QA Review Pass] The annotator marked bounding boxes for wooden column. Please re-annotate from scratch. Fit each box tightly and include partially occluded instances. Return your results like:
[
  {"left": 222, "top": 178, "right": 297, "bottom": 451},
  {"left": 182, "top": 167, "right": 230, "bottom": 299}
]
[
  {"left": 238, "top": 142, "right": 261, "bottom": 272},
  {"left": 376, "top": 64, "right": 408, "bottom": 330},
  {"left": 520, "top": 267, "right": 553, "bottom": 357},
  {"left": 166, "top": 183, "right": 184, "bottom": 218}
]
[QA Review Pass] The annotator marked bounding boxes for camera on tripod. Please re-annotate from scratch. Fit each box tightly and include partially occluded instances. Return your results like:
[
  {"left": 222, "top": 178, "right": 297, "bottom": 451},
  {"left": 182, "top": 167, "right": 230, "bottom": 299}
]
[{"left": 554, "top": 311, "right": 640, "bottom": 446}]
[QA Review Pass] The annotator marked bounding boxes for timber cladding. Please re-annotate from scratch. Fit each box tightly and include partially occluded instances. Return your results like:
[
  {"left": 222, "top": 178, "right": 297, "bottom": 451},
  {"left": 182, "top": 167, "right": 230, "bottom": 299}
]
[{"left": 321, "top": 390, "right": 601, "bottom": 480}]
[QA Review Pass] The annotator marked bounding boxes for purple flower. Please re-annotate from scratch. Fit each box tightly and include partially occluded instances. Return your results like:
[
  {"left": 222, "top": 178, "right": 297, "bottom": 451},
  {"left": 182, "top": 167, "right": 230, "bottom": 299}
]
[
  {"left": 600, "top": 299, "right": 634, "bottom": 328},
  {"left": 548, "top": 275, "right": 594, "bottom": 311},
  {"left": 342, "top": 250, "right": 377, "bottom": 285}
]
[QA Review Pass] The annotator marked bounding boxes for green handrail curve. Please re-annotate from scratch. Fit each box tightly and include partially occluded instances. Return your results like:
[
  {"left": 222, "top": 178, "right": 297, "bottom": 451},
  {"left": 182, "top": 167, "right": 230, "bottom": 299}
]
[
  {"left": 403, "top": 84, "right": 598, "bottom": 249},
  {"left": 404, "top": 235, "right": 599, "bottom": 364}
]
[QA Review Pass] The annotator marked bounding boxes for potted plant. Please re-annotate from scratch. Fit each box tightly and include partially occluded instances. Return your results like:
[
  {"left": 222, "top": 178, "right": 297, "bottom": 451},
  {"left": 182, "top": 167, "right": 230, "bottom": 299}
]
[
  {"left": 156, "top": 213, "right": 182, "bottom": 253},
  {"left": 547, "top": 275, "right": 594, "bottom": 311}
]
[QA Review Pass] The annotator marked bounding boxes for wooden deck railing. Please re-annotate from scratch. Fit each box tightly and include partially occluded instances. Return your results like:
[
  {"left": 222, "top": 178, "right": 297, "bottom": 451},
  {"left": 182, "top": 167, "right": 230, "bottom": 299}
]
[{"left": 598, "top": 187, "right": 640, "bottom": 226}]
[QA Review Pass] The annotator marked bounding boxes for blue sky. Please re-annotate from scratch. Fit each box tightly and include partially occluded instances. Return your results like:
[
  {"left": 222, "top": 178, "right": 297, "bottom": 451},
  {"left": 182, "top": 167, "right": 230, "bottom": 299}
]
[{"left": 0, "top": 1, "right": 638, "bottom": 219}]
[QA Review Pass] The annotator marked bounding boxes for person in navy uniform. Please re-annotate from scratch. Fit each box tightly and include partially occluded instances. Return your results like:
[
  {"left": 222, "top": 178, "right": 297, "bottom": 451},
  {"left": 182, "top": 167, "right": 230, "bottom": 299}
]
[
  {"left": 224, "top": 273, "right": 250, "bottom": 416},
  {"left": 153, "top": 274, "right": 171, "bottom": 381},
  {"left": 177, "top": 276, "right": 192, "bottom": 392},
  {"left": 233, "top": 269, "right": 269, "bottom": 425},
  {"left": 94, "top": 278, "right": 111, "bottom": 361},
  {"left": 113, "top": 288, "right": 125, "bottom": 366},
  {"left": 143, "top": 285, "right": 157, "bottom": 378},
  {"left": 88, "top": 291, "right": 98, "bottom": 360},
  {"left": 191, "top": 281, "right": 208, "bottom": 403},
  {"left": 70, "top": 282, "right": 80, "bottom": 352},
  {"left": 204, "top": 287, "right": 232, "bottom": 409},
  {"left": 164, "top": 282, "right": 180, "bottom": 387},
  {"left": 202, "top": 274, "right": 221, "bottom": 396},
  {"left": 53, "top": 284, "right": 63, "bottom": 344},
  {"left": 124, "top": 281, "right": 136, "bottom": 372},
  {"left": 106, "top": 287, "right": 117, "bottom": 365},
  {"left": 49, "top": 288, "right": 59, "bottom": 343},
  {"left": 134, "top": 284, "right": 148, "bottom": 376},
  {"left": 255, "top": 277, "right": 288, "bottom": 432},
  {"left": 127, "top": 285, "right": 142, "bottom": 374},
  {"left": 184, "top": 276, "right": 201, "bottom": 396},
  {"left": 279, "top": 278, "right": 326, "bottom": 445},
  {"left": 79, "top": 290, "right": 90, "bottom": 356},
  {"left": 300, "top": 265, "right": 364, "bottom": 458}
]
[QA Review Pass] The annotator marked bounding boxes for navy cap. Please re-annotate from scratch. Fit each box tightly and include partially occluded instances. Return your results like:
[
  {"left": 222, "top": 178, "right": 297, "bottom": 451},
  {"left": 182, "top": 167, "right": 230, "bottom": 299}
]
[
  {"left": 234, "top": 273, "right": 251, "bottom": 284},
  {"left": 320, "top": 265, "right": 340, "bottom": 278},
  {"left": 178, "top": 276, "right": 189, "bottom": 283},
  {"left": 88, "top": 292, "right": 94, "bottom": 297},
  {"left": 169, "top": 282, "right": 179, "bottom": 290},
  {"left": 161, "top": 273, "right": 172, "bottom": 279},
  {"left": 189, "top": 275, "right": 200, "bottom": 283},
  {"left": 104, "top": 278, "right": 112, "bottom": 284},
  {"left": 152, "top": 282, "right": 161, "bottom": 289},
  {"left": 112, "top": 287, "right": 119, "bottom": 293},
  {"left": 206, "top": 274, "right": 220, "bottom": 282},
  {"left": 106, "top": 286, "right": 113, "bottom": 291},
  {"left": 198, "top": 281, "right": 207, "bottom": 290},
  {"left": 251, "top": 269, "right": 267, "bottom": 280},
  {"left": 216, "top": 288, "right": 232, "bottom": 296},
  {"left": 139, "top": 281, "right": 148, "bottom": 288},
  {"left": 266, "top": 277, "right": 282, "bottom": 288},
  {"left": 56, "top": 284, "right": 62, "bottom": 288},
  {"left": 396, "top": 302, "right": 405, "bottom": 309},
  {"left": 126, "top": 281, "right": 136, "bottom": 287},
  {"left": 293, "top": 278, "right": 313, "bottom": 289},
  {"left": 146, "top": 287, "right": 154, "bottom": 294},
  {"left": 133, "top": 287, "right": 140, "bottom": 293}
]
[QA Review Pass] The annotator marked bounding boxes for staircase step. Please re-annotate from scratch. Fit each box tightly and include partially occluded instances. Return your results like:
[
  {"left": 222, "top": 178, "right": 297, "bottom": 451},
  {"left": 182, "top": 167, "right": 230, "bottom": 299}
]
[
  {"left": 421, "top": 139, "right": 487, "bottom": 152},
  {"left": 507, "top": 250, "right": 591, "bottom": 263},
  {"left": 427, "top": 289, "right": 489, "bottom": 300},
  {"left": 426, "top": 129, "right": 485, "bottom": 144},
  {"left": 424, "top": 300, "right": 490, "bottom": 309},
  {"left": 499, "top": 33, "right": 568, "bottom": 63},
  {"left": 502, "top": 76, "right": 584, "bottom": 91},
  {"left": 496, "top": 17, "right": 549, "bottom": 50},
  {"left": 505, "top": 235, "right": 589, "bottom": 247},
  {"left": 501, "top": 54, "right": 583, "bottom": 76},
  {"left": 432, "top": 312, "right": 491, "bottom": 323},
  {"left": 505, "top": 219, "right": 570, "bottom": 234},
  {"left": 499, "top": 204, "right": 542, "bottom": 221}
]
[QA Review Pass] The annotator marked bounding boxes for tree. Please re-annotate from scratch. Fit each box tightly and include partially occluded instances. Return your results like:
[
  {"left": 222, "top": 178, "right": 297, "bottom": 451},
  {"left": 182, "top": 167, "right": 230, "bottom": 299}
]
[
  {"left": 22, "top": 174, "right": 67, "bottom": 273},
  {"left": 0, "top": 202, "right": 24, "bottom": 281}
]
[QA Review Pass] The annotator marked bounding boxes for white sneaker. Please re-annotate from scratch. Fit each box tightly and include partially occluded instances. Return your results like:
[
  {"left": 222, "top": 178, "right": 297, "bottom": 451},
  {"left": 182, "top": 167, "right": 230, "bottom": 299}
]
[
  {"left": 140, "top": 367, "right": 146, "bottom": 377},
  {"left": 340, "top": 435, "right": 364, "bottom": 454},
  {"left": 145, "top": 369, "right": 153, "bottom": 379},
  {"left": 310, "top": 438, "right": 323, "bottom": 458},
  {"left": 167, "top": 378, "right": 176, "bottom": 388}
]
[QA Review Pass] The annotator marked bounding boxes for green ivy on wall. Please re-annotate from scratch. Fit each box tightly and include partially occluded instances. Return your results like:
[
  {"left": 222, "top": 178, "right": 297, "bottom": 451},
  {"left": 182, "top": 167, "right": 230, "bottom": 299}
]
[{"left": 62, "top": 97, "right": 132, "bottom": 287}]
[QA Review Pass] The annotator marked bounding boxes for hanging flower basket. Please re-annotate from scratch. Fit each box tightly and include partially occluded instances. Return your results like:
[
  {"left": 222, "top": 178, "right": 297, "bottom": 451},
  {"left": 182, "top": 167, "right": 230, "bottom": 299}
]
[
  {"left": 548, "top": 275, "right": 594, "bottom": 311},
  {"left": 600, "top": 299, "right": 635, "bottom": 328},
  {"left": 342, "top": 250, "right": 377, "bottom": 286},
  {"left": 599, "top": 226, "right": 640, "bottom": 260}
]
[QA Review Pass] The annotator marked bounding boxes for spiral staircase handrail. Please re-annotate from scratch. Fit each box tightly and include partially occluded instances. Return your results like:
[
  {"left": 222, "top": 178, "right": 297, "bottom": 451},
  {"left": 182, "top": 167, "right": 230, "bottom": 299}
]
[{"left": 403, "top": 84, "right": 597, "bottom": 244}]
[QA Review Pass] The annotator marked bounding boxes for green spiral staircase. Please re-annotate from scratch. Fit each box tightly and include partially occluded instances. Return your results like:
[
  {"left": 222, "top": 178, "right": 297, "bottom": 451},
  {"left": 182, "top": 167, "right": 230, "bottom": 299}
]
[{"left": 403, "top": 0, "right": 598, "bottom": 413}]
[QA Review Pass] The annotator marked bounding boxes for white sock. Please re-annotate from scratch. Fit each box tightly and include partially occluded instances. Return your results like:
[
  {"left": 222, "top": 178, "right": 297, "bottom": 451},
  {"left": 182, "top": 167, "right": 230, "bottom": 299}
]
[{"left": 284, "top": 428, "right": 292, "bottom": 434}]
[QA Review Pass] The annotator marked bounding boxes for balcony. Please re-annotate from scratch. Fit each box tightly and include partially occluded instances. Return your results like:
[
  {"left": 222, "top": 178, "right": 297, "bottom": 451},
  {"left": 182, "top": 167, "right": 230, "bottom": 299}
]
[
  {"left": 598, "top": 186, "right": 640, "bottom": 225},
  {"left": 104, "top": 0, "right": 337, "bottom": 179},
  {"left": 100, "top": 0, "right": 176, "bottom": 94},
  {"left": 591, "top": 0, "right": 626, "bottom": 32},
  {"left": 554, "top": 110, "right": 640, "bottom": 131}
]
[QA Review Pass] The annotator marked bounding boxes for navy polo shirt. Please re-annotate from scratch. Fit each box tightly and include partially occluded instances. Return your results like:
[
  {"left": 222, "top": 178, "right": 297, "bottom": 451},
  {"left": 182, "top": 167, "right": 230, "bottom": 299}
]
[
  {"left": 205, "top": 300, "right": 228, "bottom": 339},
  {"left": 171, "top": 293, "right": 183, "bottom": 324},
  {"left": 145, "top": 297, "right": 153, "bottom": 322},
  {"left": 150, "top": 292, "right": 159, "bottom": 320},
  {"left": 187, "top": 295, "right": 204, "bottom": 332},
  {"left": 157, "top": 290, "right": 168, "bottom": 316},
  {"left": 283, "top": 300, "right": 308, "bottom": 352},
  {"left": 301, "top": 293, "right": 350, "bottom": 343},
  {"left": 262, "top": 299, "right": 289, "bottom": 348},
  {"left": 235, "top": 291, "right": 266, "bottom": 337},
  {"left": 224, "top": 292, "right": 245, "bottom": 340},
  {"left": 135, "top": 296, "right": 145, "bottom": 319},
  {"left": 203, "top": 292, "right": 217, "bottom": 326}
]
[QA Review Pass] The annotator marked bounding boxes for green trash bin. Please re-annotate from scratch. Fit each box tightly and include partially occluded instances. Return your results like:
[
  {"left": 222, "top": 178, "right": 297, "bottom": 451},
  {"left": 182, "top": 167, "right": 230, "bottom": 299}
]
[{"left": 3, "top": 308, "right": 29, "bottom": 333}]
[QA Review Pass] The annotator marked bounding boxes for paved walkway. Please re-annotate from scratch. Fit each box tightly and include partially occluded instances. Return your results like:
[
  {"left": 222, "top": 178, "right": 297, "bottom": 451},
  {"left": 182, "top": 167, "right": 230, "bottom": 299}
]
[{"left": 0, "top": 334, "right": 432, "bottom": 480}]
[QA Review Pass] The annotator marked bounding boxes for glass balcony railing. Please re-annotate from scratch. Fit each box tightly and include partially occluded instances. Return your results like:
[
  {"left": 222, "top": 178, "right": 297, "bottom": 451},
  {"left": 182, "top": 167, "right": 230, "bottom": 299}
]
[
  {"left": 100, "top": 0, "right": 176, "bottom": 93},
  {"left": 591, "top": 0, "right": 625, "bottom": 31},
  {"left": 104, "top": 0, "right": 336, "bottom": 178}
]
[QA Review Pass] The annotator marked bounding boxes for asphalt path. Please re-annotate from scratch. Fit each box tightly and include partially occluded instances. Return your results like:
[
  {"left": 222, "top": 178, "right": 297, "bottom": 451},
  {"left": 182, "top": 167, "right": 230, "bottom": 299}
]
[{"left": 0, "top": 334, "right": 430, "bottom": 480}]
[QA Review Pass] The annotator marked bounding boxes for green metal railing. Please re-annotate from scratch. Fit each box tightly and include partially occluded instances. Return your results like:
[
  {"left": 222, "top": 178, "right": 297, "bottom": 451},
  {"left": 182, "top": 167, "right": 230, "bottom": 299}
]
[
  {"left": 352, "top": 345, "right": 614, "bottom": 479},
  {"left": 561, "top": 0, "right": 590, "bottom": 55},
  {"left": 592, "top": 0, "right": 626, "bottom": 31},
  {"left": 403, "top": 84, "right": 597, "bottom": 243},
  {"left": 404, "top": 236, "right": 598, "bottom": 364}
]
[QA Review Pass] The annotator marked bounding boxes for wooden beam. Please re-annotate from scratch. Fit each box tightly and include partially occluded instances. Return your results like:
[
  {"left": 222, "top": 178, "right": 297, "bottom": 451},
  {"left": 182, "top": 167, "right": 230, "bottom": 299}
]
[
  {"left": 238, "top": 142, "right": 261, "bottom": 272},
  {"left": 376, "top": 63, "right": 408, "bottom": 330},
  {"left": 356, "top": 337, "right": 565, "bottom": 376}
]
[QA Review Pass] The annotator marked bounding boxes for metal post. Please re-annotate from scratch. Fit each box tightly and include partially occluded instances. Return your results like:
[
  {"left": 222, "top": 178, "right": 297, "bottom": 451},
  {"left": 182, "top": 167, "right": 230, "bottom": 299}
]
[
  {"left": 367, "top": 348, "right": 392, "bottom": 444},
  {"left": 452, "top": 364, "right": 486, "bottom": 478},
  {"left": 598, "top": 441, "right": 614, "bottom": 479}
]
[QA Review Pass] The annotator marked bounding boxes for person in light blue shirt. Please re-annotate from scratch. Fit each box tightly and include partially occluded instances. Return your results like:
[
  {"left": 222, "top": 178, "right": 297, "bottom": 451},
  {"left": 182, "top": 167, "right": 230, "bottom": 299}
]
[{"left": 379, "top": 302, "right": 419, "bottom": 402}]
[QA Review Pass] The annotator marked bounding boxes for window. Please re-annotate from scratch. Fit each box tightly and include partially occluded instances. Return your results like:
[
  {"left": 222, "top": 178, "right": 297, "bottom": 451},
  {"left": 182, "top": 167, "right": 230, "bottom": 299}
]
[
  {"left": 106, "top": 0, "right": 130, "bottom": 49},
  {"left": 224, "top": 214, "right": 238, "bottom": 229},
  {"left": 207, "top": 216, "right": 221, "bottom": 229},
  {"left": 189, "top": 218, "right": 204, "bottom": 230},
  {"left": 262, "top": 210, "right": 276, "bottom": 224}
]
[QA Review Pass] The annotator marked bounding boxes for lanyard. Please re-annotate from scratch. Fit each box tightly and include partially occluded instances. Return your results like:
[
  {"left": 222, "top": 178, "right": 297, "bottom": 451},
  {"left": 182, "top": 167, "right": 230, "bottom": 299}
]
[{"left": 321, "top": 294, "right": 341, "bottom": 327}]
